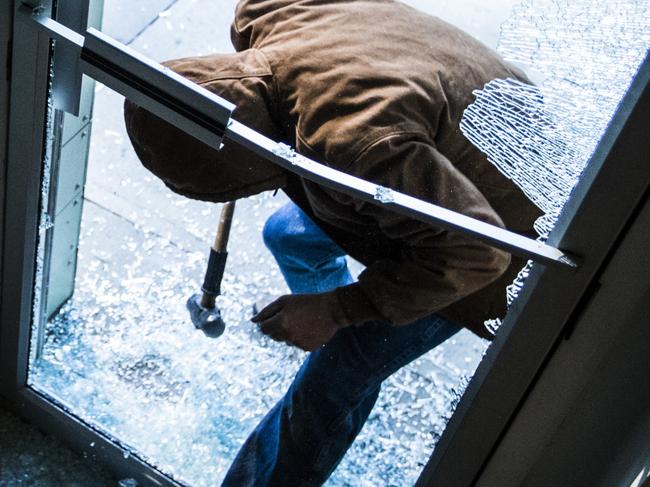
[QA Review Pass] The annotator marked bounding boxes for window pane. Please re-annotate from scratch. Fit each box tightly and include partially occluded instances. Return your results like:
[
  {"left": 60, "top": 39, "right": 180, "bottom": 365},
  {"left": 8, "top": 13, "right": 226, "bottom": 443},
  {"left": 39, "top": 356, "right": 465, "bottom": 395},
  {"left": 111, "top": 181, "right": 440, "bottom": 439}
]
[{"left": 460, "top": 0, "right": 649, "bottom": 317}]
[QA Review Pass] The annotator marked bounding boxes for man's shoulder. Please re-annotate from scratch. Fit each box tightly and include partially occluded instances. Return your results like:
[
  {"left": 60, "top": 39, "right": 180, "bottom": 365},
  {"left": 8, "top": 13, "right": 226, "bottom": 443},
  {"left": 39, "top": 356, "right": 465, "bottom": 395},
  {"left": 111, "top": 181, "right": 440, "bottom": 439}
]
[{"left": 233, "top": 0, "right": 422, "bottom": 49}]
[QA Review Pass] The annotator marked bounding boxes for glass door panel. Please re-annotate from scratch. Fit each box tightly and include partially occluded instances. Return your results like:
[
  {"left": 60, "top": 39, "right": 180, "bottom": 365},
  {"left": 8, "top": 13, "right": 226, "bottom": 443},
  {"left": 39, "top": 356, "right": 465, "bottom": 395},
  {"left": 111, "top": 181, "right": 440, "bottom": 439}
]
[{"left": 17, "top": 0, "right": 646, "bottom": 485}]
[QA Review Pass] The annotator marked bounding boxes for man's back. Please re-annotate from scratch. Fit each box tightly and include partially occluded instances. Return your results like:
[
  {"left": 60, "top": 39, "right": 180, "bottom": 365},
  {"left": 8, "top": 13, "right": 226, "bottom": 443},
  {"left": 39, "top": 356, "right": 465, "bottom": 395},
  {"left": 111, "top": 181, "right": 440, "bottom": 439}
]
[
  {"left": 126, "top": 0, "right": 541, "bottom": 337},
  {"left": 233, "top": 0, "right": 526, "bottom": 175}
]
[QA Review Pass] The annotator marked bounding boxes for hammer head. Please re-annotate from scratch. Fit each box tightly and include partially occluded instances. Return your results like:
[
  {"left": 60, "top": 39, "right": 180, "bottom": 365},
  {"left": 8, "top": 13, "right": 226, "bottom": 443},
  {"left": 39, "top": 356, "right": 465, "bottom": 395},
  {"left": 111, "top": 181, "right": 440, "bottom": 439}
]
[{"left": 186, "top": 293, "right": 226, "bottom": 338}]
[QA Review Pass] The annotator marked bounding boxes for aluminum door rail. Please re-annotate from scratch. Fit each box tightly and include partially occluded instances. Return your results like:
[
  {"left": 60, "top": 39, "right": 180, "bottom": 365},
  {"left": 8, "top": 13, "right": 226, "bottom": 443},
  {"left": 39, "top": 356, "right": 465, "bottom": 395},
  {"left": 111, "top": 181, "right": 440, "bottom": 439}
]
[
  {"left": 21, "top": 5, "right": 234, "bottom": 150},
  {"left": 50, "top": 0, "right": 89, "bottom": 115},
  {"left": 21, "top": 3, "right": 578, "bottom": 268},
  {"left": 227, "top": 121, "right": 577, "bottom": 268}
]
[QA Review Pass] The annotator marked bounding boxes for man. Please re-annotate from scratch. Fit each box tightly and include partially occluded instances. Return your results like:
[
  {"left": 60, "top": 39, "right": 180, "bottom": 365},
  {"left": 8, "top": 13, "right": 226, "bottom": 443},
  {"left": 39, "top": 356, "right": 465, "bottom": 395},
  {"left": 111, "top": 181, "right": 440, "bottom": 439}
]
[{"left": 124, "top": 0, "right": 541, "bottom": 484}]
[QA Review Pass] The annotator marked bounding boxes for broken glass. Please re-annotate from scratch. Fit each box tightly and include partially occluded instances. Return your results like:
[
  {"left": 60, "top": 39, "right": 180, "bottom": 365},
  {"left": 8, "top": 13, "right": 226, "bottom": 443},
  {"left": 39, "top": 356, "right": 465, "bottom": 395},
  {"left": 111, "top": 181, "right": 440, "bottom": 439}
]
[
  {"left": 461, "top": 0, "right": 650, "bottom": 311},
  {"left": 29, "top": 0, "right": 650, "bottom": 484},
  {"left": 29, "top": 62, "right": 56, "bottom": 366},
  {"left": 28, "top": 84, "right": 483, "bottom": 484}
]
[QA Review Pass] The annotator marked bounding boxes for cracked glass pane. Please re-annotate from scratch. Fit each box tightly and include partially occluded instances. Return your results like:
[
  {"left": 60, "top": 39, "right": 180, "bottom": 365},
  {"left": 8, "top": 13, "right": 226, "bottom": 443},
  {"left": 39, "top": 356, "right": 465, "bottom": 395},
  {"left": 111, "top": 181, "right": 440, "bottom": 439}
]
[{"left": 462, "top": 0, "right": 650, "bottom": 313}]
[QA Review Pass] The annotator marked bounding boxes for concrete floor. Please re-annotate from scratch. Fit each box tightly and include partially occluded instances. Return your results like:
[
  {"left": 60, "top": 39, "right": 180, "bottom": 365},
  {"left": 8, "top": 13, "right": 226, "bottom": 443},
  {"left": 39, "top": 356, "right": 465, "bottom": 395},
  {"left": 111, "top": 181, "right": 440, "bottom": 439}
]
[{"left": 1, "top": 0, "right": 521, "bottom": 485}]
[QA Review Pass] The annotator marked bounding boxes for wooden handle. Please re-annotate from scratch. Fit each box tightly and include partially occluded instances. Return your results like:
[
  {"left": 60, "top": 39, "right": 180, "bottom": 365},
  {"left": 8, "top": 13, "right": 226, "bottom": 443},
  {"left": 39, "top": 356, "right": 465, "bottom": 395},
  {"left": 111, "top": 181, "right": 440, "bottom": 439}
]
[{"left": 213, "top": 201, "right": 236, "bottom": 252}]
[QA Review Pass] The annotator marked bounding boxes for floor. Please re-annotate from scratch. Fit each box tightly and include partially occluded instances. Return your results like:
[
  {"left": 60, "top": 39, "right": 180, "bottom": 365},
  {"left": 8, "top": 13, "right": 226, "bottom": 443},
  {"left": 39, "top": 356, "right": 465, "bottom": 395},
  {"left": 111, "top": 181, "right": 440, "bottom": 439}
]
[
  {"left": 2, "top": 0, "right": 520, "bottom": 485},
  {"left": 0, "top": 405, "right": 115, "bottom": 486}
]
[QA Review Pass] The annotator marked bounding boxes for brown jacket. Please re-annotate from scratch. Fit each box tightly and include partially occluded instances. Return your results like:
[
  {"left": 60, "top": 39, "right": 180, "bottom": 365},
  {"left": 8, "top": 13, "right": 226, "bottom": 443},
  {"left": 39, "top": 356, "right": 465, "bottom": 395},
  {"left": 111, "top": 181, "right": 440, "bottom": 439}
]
[{"left": 125, "top": 0, "right": 542, "bottom": 339}]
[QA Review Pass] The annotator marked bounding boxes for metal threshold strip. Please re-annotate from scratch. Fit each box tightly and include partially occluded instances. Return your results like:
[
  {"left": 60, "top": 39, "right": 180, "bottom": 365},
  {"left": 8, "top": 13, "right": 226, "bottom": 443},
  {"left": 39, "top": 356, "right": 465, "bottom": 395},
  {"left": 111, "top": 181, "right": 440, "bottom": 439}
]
[{"left": 21, "top": 3, "right": 578, "bottom": 269}]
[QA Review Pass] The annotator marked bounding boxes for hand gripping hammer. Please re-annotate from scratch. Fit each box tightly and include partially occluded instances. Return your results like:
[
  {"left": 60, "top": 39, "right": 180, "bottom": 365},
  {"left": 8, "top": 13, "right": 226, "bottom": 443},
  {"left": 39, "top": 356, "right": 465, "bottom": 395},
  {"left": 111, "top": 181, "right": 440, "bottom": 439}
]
[{"left": 186, "top": 201, "right": 236, "bottom": 338}]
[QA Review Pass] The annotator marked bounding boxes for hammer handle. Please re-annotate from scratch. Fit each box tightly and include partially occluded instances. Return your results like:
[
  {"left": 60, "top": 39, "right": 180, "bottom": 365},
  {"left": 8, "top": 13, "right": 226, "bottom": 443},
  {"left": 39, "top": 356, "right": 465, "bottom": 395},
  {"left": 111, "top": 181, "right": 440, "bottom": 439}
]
[
  {"left": 201, "top": 201, "right": 236, "bottom": 308},
  {"left": 213, "top": 201, "right": 236, "bottom": 252}
]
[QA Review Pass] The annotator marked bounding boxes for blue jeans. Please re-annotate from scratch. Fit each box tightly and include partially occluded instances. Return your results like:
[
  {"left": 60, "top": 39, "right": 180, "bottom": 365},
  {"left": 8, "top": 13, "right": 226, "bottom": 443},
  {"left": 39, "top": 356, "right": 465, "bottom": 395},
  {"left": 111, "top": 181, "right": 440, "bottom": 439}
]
[{"left": 222, "top": 202, "right": 461, "bottom": 487}]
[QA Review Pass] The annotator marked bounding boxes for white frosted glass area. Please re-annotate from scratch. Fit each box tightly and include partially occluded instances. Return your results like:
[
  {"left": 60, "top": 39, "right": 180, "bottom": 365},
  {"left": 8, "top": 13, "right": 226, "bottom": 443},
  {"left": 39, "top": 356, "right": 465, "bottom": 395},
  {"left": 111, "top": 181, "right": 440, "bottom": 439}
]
[{"left": 461, "top": 0, "right": 649, "bottom": 326}]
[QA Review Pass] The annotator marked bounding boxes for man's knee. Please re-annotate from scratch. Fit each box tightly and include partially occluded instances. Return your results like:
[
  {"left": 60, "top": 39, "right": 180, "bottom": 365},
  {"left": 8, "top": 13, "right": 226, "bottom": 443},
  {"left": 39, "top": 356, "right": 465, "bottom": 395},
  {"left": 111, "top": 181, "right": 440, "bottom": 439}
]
[
  {"left": 263, "top": 206, "right": 302, "bottom": 256},
  {"left": 264, "top": 202, "right": 326, "bottom": 262}
]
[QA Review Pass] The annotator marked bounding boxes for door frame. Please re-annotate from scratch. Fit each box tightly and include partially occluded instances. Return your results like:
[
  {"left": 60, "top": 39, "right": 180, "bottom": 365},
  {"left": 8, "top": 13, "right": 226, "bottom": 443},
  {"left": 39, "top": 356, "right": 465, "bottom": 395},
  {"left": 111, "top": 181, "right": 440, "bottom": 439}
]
[{"left": 1, "top": 0, "right": 648, "bottom": 485}]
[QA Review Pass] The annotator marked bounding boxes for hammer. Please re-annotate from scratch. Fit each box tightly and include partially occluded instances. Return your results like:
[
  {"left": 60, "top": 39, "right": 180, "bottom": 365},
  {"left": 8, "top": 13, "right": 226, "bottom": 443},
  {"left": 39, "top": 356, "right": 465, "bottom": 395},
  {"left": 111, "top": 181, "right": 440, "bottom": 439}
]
[{"left": 186, "top": 201, "right": 236, "bottom": 338}]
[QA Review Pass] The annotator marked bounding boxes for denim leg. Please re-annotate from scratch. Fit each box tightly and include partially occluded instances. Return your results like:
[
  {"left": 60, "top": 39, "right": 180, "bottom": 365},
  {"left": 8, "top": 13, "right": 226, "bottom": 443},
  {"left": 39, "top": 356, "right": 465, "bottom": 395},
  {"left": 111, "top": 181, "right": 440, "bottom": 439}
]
[
  {"left": 263, "top": 202, "right": 354, "bottom": 293},
  {"left": 221, "top": 313, "right": 461, "bottom": 487}
]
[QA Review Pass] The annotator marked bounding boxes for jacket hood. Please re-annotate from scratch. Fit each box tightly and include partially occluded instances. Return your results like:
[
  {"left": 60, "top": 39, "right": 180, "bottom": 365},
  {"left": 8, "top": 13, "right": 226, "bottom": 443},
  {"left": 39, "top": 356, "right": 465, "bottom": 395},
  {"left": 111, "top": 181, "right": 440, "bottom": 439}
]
[{"left": 124, "top": 49, "right": 287, "bottom": 203}]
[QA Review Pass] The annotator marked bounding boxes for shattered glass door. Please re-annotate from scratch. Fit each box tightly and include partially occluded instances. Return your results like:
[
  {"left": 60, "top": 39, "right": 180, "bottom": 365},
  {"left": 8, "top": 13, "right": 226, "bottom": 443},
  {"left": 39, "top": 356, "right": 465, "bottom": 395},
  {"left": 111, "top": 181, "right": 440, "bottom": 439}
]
[{"left": 24, "top": 0, "right": 649, "bottom": 486}]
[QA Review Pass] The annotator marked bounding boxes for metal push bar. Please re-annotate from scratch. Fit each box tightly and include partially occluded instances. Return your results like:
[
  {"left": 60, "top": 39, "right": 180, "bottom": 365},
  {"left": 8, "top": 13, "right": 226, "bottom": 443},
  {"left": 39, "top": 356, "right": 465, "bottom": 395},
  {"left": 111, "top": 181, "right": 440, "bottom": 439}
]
[{"left": 21, "top": 4, "right": 579, "bottom": 269}]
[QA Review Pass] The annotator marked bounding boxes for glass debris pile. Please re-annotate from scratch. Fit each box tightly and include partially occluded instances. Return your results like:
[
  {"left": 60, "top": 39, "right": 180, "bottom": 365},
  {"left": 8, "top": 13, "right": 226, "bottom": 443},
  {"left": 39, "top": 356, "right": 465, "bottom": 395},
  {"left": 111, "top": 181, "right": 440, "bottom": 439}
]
[{"left": 29, "top": 187, "right": 483, "bottom": 486}]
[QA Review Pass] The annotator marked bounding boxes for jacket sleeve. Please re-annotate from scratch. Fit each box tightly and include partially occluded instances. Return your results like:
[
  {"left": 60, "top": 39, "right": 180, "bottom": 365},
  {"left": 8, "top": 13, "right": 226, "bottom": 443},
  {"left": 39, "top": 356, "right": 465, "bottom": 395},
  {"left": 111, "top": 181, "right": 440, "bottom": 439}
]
[{"left": 330, "top": 133, "right": 511, "bottom": 326}]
